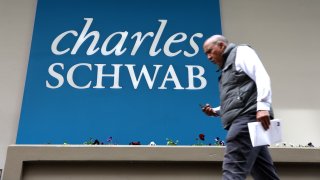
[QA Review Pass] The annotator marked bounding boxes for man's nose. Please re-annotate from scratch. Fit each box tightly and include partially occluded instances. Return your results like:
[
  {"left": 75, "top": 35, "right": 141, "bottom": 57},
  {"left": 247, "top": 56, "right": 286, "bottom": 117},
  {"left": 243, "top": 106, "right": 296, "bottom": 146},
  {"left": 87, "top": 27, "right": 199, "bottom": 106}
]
[{"left": 207, "top": 54, "right": 211, "bottom": 59}]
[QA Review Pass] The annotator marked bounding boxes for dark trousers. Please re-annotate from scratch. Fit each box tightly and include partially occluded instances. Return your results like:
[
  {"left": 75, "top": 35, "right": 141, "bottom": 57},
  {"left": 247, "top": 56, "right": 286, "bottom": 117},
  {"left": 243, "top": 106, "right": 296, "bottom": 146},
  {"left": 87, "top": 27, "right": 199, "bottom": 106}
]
[{"left": 222, "top": 115, "right": 280, "bottom": 180}]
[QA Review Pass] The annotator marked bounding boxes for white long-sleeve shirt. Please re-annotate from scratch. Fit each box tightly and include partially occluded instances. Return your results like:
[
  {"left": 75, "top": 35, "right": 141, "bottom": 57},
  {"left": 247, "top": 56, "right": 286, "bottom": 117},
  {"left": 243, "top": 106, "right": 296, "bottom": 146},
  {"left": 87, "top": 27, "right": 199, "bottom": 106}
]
[{"left": 214, "top": 45, "right": 272, "bottom": 113}]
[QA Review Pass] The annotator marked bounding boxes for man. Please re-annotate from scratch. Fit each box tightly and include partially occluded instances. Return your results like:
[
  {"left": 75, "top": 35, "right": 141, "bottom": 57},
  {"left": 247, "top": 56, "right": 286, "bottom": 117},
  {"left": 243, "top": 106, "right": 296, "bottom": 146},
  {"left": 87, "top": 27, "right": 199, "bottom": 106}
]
[{"left": 202, "top": 35, "right": 279, "bottom": 180}]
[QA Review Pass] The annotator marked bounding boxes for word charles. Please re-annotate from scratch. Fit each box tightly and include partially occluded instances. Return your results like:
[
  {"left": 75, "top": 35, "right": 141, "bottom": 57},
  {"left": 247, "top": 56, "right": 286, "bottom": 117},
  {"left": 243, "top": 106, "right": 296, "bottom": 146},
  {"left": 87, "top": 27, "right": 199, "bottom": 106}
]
[{"left": 47, "top": 18, "right": 207, "bottom": 90}]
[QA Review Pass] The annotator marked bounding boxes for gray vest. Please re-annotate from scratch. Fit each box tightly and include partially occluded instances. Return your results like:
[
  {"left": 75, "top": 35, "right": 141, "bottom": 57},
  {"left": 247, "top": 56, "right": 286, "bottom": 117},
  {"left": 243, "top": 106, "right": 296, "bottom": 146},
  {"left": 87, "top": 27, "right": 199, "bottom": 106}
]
[{"left": 219, "top": 44, "right": 273, "bottom": 129}]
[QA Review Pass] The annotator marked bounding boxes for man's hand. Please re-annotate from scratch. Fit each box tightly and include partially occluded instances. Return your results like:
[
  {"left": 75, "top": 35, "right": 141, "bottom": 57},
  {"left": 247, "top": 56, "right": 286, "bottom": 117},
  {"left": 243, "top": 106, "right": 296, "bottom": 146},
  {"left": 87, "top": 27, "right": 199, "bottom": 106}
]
[
  {"left": 202, "top": 104, "right": 219, "bottom": 117},
  {"left": 256, "top": 110, "right": 270, "bottom": 130}
]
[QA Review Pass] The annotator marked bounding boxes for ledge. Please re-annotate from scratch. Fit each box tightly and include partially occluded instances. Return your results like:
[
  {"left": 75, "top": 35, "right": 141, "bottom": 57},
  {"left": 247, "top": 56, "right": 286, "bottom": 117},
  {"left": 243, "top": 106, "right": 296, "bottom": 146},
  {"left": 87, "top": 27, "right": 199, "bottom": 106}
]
[{"left": 3, "top": 145, "right": 320, "bottom": 180}]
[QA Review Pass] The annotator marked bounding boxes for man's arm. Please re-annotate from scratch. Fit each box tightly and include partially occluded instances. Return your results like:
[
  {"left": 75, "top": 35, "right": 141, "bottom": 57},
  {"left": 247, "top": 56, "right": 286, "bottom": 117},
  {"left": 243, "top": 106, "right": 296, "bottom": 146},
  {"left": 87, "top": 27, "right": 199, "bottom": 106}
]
[
  {"left": 236, "top": 46, "right": 272, "bottom": 130},
  {"left": 202, "top": 104, "right": 220, "bottom": 117},
  {"left": 256, "top": 110, "right": 271, "bottom": 130}
]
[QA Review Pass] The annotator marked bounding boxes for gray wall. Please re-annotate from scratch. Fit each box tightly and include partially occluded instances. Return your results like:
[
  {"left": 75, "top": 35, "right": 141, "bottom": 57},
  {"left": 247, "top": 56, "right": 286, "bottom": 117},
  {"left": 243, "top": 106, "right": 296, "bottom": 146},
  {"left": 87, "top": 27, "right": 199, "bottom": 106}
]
[
  {"left": 1, "top": 0, "right": 320, "bottom": 170},
  {"left": 220, "top": 0, "right": 320, "bottom": 147},
  {"left": 0, "top": 0, "right": 37, "bottom": 170}
]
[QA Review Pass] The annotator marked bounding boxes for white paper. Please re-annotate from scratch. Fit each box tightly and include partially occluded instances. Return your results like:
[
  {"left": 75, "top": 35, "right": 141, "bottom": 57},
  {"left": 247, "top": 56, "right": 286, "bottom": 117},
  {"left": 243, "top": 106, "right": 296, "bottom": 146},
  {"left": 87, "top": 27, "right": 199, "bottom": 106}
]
[{"left": 248, "top": 119, "right": 282, "bottom": 147}]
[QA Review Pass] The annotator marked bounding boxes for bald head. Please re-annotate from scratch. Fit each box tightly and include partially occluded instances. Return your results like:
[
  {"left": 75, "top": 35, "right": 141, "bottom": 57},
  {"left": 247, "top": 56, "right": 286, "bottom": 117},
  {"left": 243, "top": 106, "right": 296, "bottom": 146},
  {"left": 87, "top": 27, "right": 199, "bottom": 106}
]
[
  {"left": 203, "top": 35, "right": 229, "bottom": 47},
  {"left": 203, "top": 35, "right": 229, "bottom": 68}
]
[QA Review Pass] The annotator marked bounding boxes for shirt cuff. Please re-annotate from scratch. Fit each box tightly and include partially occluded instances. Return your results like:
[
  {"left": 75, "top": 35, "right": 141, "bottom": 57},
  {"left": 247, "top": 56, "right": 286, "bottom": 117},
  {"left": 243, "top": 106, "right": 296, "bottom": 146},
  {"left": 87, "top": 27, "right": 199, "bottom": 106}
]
[
  {"left": 257, "top": 102, "right": 271, "bottom": 111},
  {"left": 212, "top": 106, "right": 221, "bottom": 116}
]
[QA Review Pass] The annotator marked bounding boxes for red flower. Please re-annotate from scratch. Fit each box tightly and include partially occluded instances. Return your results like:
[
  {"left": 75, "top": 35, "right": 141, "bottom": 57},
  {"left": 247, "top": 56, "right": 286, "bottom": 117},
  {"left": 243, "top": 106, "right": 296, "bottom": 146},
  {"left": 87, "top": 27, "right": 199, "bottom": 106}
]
[
  {"left": 129, "top": 141, "right": 141, "bottom": 145},
  {"left": 199, "top": 134, "right": 205, "bottom": 141}
]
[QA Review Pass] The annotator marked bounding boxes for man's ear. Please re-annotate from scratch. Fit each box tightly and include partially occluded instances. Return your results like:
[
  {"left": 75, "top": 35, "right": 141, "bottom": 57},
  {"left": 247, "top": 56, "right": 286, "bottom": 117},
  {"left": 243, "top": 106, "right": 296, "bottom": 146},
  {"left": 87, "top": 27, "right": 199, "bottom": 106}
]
[{"left": 218, "top": 42, "right": 226, "bottom": 50}]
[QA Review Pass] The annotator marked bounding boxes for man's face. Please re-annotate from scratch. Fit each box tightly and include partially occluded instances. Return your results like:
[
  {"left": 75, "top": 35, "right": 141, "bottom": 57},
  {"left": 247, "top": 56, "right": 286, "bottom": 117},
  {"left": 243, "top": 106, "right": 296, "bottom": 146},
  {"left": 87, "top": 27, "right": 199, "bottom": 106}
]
[{"left": 203, "top": 41, "right": 225, "bottom": 68}]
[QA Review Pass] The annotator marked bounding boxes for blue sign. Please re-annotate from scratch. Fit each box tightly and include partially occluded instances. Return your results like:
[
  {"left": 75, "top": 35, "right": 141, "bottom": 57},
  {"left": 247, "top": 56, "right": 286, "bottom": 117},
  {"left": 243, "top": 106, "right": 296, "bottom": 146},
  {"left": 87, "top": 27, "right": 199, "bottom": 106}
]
[{"left": 17, "top": 0, "right": 226, "bottom": 145}]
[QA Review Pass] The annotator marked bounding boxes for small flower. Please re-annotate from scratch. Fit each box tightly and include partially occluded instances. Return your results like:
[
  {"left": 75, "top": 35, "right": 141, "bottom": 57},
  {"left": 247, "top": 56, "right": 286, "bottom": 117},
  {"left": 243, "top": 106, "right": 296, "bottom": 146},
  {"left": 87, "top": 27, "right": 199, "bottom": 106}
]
[
  {"left": 199, "top": 134, "right": 205, "bottom": 141},
  {"left": 107, "top": 136, "right": 113, "bottom": 142},
  {"left": 166, "top": 138, "right": 178, "bottom": 145},
  {"left": 129, "top": 141, "right": 141, "bottom": 145},
  {"left": 149, "top": 141, "right": 156, "bottom": 146},
  {"left": 83, "top": 137, "right": 94, "bottom": 145},
  {"left": 106, "top": 136, "right": 113, "bottom": 144},
  {"left": 93, "top": 139, "right": 100, "bottom": 145},
  {"left": 193, "top": 134, "right": 206, "bottom": 146},
  {"left": 307, "top": 142, "right": 314, "bottom": 147},
  {"left": 213, "top": 137, "right": 225, "bottom": 146}
]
